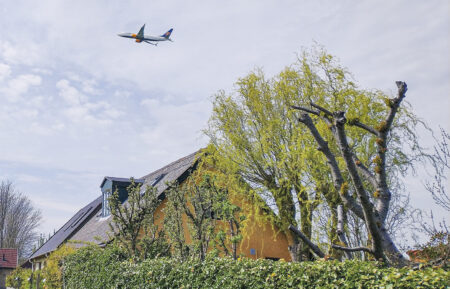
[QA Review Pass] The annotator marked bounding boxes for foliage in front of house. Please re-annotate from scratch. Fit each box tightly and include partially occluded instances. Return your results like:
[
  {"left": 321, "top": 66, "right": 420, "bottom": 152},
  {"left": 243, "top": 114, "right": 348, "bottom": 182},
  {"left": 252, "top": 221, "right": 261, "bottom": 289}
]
[
  {"left": 61, "top": 244, "right": 449, "bottom": 289},
  {"left": 5, "top": 268, "right": 43, "bottom": 289},
  {"left": 40, "top": 244, "right": 76, "bottom": 289}
]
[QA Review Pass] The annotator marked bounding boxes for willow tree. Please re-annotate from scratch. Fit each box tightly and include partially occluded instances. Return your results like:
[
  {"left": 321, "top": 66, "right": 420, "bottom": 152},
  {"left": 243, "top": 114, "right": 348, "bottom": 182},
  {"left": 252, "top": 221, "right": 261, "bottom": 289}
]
[{"left": 206, "top": 47, "right": 422, "bottom": 263}]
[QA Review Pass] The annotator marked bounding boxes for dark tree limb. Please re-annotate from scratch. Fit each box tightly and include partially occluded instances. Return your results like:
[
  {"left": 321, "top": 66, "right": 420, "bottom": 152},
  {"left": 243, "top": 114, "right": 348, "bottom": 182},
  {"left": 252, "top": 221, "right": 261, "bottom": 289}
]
[
  {"left": 291, "top": 105, "right": 319, "bottom": 116},
  {"left": 298, "top": 113, "right": 364, "bottom": 219},
  {"left": 334, "top": 114, "right": 387, "bottom": 261},
  {"left": 288, "top": 225, "right": 325, "bottom": 258},
  {"left": 350, "top": 120, "right": 379, "bottom": 136},
  {"left": 374, "top": 82, "right": 407, "bottom": 223},
  {"left": 310, "top": 102, "right": 333, "bottom": 117},
  {"left": 352, "top": 154, "right": 378, "bottom": 189},
  {"left": 331, "top": 244, "right": 374, "bottom": 254}
]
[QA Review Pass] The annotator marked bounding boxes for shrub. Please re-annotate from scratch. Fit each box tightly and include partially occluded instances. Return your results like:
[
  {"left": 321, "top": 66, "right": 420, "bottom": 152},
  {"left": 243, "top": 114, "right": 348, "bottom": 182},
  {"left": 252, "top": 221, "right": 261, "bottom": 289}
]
[
  {"left": 6, "top": 267, "right": 32, "bottom": 289},
  {"left": 63, "top": 244, "right": 449, "bottom": 289},
  {"left": 41, "top": 244, "right": 76, "bottom": 289},
  {"left": 6, "top": 268, "right": 44, "bottom": 289}
]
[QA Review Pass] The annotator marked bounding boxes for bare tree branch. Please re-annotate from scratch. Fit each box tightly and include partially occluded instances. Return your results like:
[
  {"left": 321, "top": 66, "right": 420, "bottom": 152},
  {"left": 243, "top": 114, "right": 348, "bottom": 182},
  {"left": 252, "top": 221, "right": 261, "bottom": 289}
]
[
  {"left": 352, "top": 154, "right": 378, "bottom": 189},
  {"left": 331, "top": 244, "right": 373, "bottom": 254},
  {"left": 0, "top": 180, "right": 41, "bottom": 260},
  {"left": 298, "top": 113, "right": 365, "bottom": 219},
  {"left": 374, "top": 81, "right": 408, "bottom": 222},
  {"left": 310, "top": 102, "right": 333, "bottom": 117},
  {"left": 333, "top": 111, "right": 388, "bottom": 261},
  {"left": 349, "top": 120, "right": 379, "bottom": 136},
  {"left": 288, "top": 225, "right": 326, "bottom": 258},
  {"left": 291, "top": 105, "right": 319, "bottom": 116}
]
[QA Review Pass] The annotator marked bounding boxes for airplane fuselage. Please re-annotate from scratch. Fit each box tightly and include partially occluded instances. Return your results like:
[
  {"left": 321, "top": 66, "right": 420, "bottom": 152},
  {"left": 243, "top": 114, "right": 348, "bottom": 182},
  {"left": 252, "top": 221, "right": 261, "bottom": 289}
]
[{"left": 117, "top": 33, "right": 168, "bottom": 43}]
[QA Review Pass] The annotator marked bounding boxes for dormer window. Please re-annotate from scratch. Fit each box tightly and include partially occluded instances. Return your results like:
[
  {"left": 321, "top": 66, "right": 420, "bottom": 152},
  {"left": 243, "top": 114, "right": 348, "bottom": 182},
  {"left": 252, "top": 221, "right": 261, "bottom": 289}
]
[{"left": 100, "top": 177, "right": 144, "bottom": 217}]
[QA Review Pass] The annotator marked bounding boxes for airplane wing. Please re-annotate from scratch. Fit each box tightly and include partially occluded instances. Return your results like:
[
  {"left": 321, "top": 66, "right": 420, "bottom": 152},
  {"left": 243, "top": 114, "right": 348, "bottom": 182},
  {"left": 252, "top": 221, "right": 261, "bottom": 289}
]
[{"left": 144, "top": 40, "right": 158, "bottom": 46}]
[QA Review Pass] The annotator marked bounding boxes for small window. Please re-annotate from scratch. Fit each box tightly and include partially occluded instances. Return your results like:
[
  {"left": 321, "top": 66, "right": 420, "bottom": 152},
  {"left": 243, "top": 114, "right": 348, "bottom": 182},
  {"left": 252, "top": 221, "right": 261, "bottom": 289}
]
[
  {"left": 151, "top": 174, "right": 166, "bottom": 187},
  {"left": 103, "top": 190, "right": 112, "bottom": 217}
]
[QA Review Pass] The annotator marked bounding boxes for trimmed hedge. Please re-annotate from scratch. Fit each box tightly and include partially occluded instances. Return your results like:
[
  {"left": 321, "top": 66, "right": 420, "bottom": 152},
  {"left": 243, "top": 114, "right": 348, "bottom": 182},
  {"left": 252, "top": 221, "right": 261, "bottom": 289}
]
[{"left": 64, "top": 245, "right": 449, "bottom": 289}]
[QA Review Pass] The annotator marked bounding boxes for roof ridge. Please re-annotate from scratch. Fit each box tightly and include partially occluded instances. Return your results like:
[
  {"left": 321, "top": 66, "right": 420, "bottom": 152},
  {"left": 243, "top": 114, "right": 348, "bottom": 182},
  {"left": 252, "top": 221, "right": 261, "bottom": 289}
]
[{"left": 140, "top": 149, "right": 201, "bottom": 179}]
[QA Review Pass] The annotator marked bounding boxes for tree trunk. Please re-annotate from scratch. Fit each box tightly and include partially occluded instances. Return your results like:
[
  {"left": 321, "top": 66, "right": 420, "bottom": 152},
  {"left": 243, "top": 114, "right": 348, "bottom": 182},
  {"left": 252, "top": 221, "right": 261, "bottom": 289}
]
[
  {"left": 380, "top": 226, "right": 407, "bottom": 266},
  {"left": 288, "top": 236, "right": 302, "bottom": 262}
]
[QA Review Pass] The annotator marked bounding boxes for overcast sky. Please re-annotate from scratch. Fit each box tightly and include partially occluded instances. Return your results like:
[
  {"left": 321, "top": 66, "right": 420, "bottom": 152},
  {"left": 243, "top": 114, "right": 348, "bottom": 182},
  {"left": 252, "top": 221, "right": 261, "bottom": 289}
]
[{"left": 0, "top": 0, "right": 448, "bottom": 238}]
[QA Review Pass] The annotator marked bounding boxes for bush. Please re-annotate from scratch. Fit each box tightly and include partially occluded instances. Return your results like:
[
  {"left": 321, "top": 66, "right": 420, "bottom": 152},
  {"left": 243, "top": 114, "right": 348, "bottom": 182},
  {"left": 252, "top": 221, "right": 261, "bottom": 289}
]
[
  {"left": 41, "top": 244, "right": 76, "bottom": 289},
  {"left": 63, "top": 244, "right": 449, "bottom": 289},
  {"left": 6, "top": 268, "right": 44, "bottom": 289},
  {"left": 6, "top": 267, "right": 31, "bottom": 289}
]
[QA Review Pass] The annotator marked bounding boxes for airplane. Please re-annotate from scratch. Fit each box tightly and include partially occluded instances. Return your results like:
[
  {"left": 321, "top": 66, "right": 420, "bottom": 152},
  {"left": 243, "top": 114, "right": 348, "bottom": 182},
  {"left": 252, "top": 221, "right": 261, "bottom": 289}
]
[{"left": 117, "top": 24, "right": 173, "bottom": 46}]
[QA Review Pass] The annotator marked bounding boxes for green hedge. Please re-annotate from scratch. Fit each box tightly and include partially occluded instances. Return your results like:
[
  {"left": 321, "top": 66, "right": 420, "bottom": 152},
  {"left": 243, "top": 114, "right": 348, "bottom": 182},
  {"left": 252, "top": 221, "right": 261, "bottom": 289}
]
[{"left": 64, "top": 245, "right": 449, "bottom": 289}]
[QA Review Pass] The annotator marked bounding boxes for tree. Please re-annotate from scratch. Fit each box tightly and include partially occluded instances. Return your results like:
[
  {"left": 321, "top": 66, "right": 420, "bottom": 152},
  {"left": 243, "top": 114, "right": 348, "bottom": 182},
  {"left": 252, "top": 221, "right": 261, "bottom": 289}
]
[
  {"left": 108, "top": 179, "right": 170, "bottom": 261},
  {"left": 165, "top": 173, "right": 219, "bottom": 261},
  {"left": 164, "top": 154, "right": 246, "bottom": 261},
  {"left": 206, "top": 47, "right": 423, "bottom": 265},
  {"left": 292, "top": 81, "right": 410, "bottom": 265},
  {"left": 0, "top": 180, "right": 42, "bottom": 260}
]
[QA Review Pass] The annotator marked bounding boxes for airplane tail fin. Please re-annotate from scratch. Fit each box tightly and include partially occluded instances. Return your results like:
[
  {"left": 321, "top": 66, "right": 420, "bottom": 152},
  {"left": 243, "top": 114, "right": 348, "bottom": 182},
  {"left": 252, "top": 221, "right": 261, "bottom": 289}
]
[
  {"left": 161, "top": 28, "right": 173, "bottom": 39},
  {"left": 137, "top": 24, "right": 145, "bottom": 38}
]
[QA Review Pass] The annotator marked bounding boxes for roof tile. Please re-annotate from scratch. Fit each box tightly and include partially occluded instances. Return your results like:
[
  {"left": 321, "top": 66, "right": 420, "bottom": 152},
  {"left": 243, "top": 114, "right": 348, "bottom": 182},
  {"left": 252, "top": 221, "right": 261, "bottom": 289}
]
[{"left": 0, "top": 248, "right": 18, "bottom": 268}]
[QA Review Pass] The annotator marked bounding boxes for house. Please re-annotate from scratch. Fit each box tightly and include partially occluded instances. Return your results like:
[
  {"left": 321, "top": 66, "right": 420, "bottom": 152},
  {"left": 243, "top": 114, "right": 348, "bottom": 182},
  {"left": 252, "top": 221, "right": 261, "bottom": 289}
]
[
  {"left": 0, "top": 248, "right": 18, "bottom": 289},
  {"left": 28, "top": 151, "right": 291, "bottom": 269}
]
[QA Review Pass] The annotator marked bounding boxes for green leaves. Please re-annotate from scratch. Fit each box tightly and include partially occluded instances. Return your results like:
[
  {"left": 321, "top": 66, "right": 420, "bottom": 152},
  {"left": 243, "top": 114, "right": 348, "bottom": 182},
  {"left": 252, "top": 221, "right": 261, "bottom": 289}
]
[
  {"left": 63, "top": 247, "right": 450, "bottom": 289},
  {"left": 108, "top": 180, "right": 170, "bottom": 261}
]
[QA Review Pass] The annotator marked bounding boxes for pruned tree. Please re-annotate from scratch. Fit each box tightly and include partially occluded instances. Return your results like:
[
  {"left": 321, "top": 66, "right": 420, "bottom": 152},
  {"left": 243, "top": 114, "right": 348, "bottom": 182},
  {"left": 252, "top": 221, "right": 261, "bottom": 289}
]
[
  {"left": 0, "top": 180, "right": 42, "bottom": 261},
  {"left": 108, "top": 179, "right": 170, "bottom": 261},
  {"left": 291, "top": 81, "right": 410, "bottom": 265}
]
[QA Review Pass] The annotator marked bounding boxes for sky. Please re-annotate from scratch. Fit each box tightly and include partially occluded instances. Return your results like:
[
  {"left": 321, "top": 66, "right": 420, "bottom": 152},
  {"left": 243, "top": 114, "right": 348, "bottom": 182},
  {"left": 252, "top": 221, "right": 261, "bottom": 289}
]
[{"left": 0, "top": 0, "right": 448, "bottom": 240}]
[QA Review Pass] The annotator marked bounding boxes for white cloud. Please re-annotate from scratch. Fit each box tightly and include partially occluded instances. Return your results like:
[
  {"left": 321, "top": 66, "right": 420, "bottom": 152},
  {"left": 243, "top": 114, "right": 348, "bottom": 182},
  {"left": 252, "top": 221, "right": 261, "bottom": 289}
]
[
  {"left": 0, "top": 63, "right": 11, "bottom": 82},
  {"left": 0, "top": 74, "right": 42, "bottom": 102},
  {"left": 56, "top": 79, "right": 87, "bottom": 105},
  {"left": 0, "top": 41, "right": 43, "bottom": 66}
]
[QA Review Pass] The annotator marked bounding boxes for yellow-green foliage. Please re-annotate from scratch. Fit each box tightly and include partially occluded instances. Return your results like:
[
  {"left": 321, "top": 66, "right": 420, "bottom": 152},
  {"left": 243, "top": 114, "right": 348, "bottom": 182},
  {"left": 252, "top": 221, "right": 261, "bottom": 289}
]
[
  {"left": 6, "top": 268, "right": 44, "bottom": 289},
  {"left": 206, "top": 45, "right": 420, "bottom": 226},
  {"left": 63, "top": 245, "right": 450, "bottom": 289},
  {"left": 6, "top": 267, "right": 32, "bottom": 289},
  {"left": 41, "top": 244, "right": 76, "bottom": 289}
]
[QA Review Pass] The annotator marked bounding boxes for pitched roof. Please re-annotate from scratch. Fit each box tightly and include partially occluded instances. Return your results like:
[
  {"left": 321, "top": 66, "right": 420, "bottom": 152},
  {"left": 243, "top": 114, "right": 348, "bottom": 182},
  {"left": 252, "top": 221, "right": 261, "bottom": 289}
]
[
  {"left": 68, "top": 150, "right": 200, "bottom": 246},
  {"left": 140, "top": 150, "right": 200, "bottom": 197},
  {"left": 29, "top": 151, "right": 200, "bottom": 260},
  {"left": 29, "top": 196, "right": 102, "bottom": 260},
  {"left": 0, "top": 248, "right": 18, "bottom": 269}
]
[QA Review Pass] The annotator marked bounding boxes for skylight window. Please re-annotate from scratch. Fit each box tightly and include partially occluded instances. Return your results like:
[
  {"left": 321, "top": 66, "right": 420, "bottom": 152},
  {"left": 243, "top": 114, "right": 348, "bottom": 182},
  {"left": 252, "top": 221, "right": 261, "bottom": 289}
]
[{"left": 151, "top": 174, "right": 166, "bottom": 187}]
